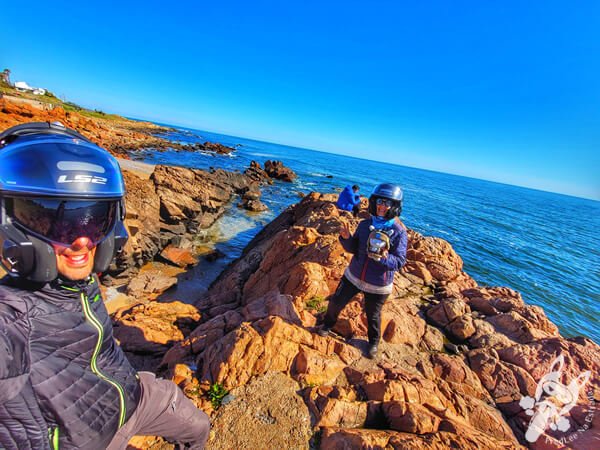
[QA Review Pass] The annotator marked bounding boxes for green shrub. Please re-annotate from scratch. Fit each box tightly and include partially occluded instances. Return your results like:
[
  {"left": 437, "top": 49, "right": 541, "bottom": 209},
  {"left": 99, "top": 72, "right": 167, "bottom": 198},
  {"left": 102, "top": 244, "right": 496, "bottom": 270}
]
[
  {"left": 207, "top": 382, "right": 229, "bottom": 409},
  {"left": 306, "top": 295, "right": 327, "bottom": 313},
  {"left": 63, "top": 102, "right": 83, "bottom": 111}
]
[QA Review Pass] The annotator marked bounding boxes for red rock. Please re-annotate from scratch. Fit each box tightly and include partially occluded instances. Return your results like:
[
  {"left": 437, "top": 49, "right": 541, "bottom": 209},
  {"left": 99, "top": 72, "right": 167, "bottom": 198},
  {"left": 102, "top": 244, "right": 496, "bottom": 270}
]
[
  {"left": 241, "top": 291, "right": 301, "bottom": 324},
  {"left": 486, "top": 311, "right": 553, "bottom": 343},
  {"left": 240, "top": 198, "right": 268, "bottom": 212},
  {"left": 469, "top": 318, "right": 515, "bottom": 349},
  {"left": 363, "top": 379, "right": 406, "bottom": 402},
  {"left": 202, "top": 141, "right": 234, "bottom": 154},
  {"left": 403, "top": 260, "right": 433, "bottom": 284},
  {"left": 320, "top": 428, "right": 392, "bottom": 449},
  {"left": 293, "top": 346, "right": 347, "bottom": 385},
  {"left": 160, "top": 245, "right": 197, "bottom": 267},
  {"left": 446, "top": 314, "right": 476, "bottom": 340},
  {"left": 407, "top": 231, "right": 466, "bottom": 282},
  {"left": 264, "top": 160, "right": 297, "bottom": 182},
  {"left": 195, "top": 316, "right": 359, "bottom": 391},
  {"left": 244, "top": 160, "right": 271, "bottom": 183},
  {"left": 316, "top": 398, "right": 369, "bottom": 428},
  {"left": 126, "top": 270, "right": 178, "bottom": 298},
  {"left": 381, "top": 298, "right": 427, "bottom": 346},
  {"left": 113, "top": 301, "right": 200, "bottom": 354},
  {"left": 468, "top": 348, "right": 523, "bottom": 406},
  {"left": 383, "top": 401, "right": 441, "bottom": 433},
  {"left": 421, "top": 325, "right": 446, "bottom": 352},
  {"left": 171, "top": 363, "right": 194, "bottom": 386},
  {"left": 426, "top": 297, "right": 470, "bottom": 327}
]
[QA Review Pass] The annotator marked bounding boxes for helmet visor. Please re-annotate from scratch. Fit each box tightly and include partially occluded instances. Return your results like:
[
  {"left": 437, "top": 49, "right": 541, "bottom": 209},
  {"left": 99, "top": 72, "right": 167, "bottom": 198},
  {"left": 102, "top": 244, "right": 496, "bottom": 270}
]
[{"left": 6, "top": 197, "right": 118, "bottom": 247}]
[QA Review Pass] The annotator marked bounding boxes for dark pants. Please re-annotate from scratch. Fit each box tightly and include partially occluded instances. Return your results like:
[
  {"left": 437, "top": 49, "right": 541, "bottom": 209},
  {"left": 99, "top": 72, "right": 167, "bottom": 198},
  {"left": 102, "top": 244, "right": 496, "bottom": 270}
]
[
  {"left": 107, "top": 372, "right": 210, "bottom": 450},
  {"left": 323, "top": 275, "right": 388, "bottom": 345},
  {"left": 352, "top": 204, "right": 360, "bottom": 217}
]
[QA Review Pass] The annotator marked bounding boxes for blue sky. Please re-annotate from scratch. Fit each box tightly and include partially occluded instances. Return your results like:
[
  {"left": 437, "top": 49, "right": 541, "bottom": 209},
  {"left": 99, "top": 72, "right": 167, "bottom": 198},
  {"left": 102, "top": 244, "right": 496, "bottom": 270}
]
[{"left": 1, "top": 1, "right": 598, "bottom": 200}]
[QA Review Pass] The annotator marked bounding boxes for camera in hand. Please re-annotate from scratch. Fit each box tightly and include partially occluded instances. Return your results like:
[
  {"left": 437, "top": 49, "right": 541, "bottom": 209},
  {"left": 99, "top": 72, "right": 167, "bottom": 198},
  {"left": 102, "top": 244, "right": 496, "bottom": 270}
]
[{"left": 367, "top": 226, "right": 392, "bottom": 261}]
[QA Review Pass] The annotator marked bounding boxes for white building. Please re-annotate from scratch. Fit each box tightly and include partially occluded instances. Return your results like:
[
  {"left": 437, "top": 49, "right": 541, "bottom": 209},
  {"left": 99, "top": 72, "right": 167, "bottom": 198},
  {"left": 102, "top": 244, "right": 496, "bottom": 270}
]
[{"left": 14, "top": 81, "right": 46, "bottom": 95}]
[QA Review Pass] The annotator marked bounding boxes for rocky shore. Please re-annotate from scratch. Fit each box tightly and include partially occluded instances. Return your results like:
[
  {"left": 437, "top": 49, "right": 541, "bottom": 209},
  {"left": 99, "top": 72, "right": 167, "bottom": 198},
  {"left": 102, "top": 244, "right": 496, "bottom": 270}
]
[
  {"left": 1, "top": 95, "right": 597, "bottom": 449},
  {"left": 103, "top": 159, "right": 296, "bottom": 304},
  {"left": 117, "top": 191, "right": 598, "bottom": 449},
  {"left": 0, "top": 96, "right": 235, "bottom": 156}
]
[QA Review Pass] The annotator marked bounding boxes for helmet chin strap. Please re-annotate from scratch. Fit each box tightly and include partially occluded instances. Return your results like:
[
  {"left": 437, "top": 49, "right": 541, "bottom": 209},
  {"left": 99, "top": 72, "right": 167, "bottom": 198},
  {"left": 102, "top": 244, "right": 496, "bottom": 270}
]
[
  {"left": 93, "top": 220, "right": 129, "bottom": 273},
  {"left": 26, "top": 233, "right": 58, "bottom": 282}
]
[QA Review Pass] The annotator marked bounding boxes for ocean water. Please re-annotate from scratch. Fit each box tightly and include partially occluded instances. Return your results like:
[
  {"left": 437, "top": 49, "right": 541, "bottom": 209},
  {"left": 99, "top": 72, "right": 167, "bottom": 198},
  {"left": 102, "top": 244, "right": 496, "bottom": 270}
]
[{"left": 132, "top": 125, "right": 600, "bottom": 343}]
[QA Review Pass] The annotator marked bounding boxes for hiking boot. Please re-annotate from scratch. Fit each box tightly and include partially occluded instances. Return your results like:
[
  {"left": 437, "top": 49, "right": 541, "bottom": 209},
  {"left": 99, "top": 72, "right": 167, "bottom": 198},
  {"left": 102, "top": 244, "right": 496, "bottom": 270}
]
[
  {"left": 317, "top": 326, "right": 331, "bottom": 337},
  {"left": 367, "top": 344, "right": 378, "bottom": 359}
]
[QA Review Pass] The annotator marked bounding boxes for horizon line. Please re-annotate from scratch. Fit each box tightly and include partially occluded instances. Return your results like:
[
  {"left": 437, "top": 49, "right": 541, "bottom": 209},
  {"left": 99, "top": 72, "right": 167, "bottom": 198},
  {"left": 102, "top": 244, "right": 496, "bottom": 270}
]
[{"left": 132, "top": 116, "right": 600, "bottom": 204}]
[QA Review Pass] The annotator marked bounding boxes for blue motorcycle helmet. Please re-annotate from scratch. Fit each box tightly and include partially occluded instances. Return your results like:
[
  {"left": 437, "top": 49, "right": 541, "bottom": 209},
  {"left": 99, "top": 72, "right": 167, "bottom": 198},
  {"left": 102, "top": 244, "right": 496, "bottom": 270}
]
[
  {"left": 368, "top": 183, "right": 403, "bottom": 220},
  {"left": 0, "top": 121, "right": 128, "bottom": 282}
]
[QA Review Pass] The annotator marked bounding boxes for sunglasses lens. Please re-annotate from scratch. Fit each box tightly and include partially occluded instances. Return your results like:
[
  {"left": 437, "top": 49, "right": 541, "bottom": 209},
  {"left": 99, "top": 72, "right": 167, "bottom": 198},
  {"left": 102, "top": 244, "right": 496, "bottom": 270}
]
[{"left": 7, "top": 197, "right": 117, "bottom": 246}]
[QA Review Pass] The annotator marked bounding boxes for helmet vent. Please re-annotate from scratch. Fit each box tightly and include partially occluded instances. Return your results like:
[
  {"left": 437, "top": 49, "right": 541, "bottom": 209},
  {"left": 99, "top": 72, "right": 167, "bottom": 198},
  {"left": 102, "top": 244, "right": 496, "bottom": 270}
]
[{"left": 57, "top": 161, "right": 106, "bottom": 173}]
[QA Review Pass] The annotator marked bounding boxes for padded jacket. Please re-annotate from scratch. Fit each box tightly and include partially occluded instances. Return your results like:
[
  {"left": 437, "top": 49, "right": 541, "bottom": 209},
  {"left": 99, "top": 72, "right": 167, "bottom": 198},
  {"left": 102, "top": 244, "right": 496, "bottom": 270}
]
[
  {"left": 0, "top": 275, "right": 141, "bottom": 450},
  {"left": 340, "top": 217, "right": 408, "bottom": 288},
  {"left": 336, "top": 186, "right": 361, "bottom": 212}
]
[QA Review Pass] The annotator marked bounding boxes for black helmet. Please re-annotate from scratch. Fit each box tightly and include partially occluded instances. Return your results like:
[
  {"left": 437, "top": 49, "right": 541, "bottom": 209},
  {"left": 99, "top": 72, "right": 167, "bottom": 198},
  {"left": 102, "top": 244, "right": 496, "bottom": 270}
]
[
  {"left": 0, "top": 122, "right": 128, "bottom": 282},
  {"left": 368, "top": 183, "right": 403, "bottom": 219}
]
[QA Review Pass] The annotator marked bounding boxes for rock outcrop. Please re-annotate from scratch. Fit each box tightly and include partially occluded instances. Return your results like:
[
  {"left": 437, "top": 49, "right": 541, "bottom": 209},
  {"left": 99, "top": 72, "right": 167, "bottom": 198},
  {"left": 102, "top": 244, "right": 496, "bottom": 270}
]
[
  {"left": 94, "top": 161, "right": 275, "bottom": 332},
  {"left": 200, "top": 141, "right": 235, "bottom": 154},
  {"left": 115, "top": 164, "right": 267, "bottom": 275},
  {"left": 0, "top": 96, "right": 234, "bottom": 157},
  {"left": 157, "top": 192, "right": 599, "bottom": 449},
  {"left": 264, "top": 160, "right": 297, "bottom": 182},
  {"left": 245, "top": 160, "right": 272, "bottom": 184}
]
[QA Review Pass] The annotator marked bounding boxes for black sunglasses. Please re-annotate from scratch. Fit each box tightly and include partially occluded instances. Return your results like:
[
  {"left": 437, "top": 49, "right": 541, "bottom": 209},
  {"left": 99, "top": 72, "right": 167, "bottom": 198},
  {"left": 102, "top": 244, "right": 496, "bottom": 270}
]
[{"left": 376, "top": 198, "right": 394, "bottom": 207}]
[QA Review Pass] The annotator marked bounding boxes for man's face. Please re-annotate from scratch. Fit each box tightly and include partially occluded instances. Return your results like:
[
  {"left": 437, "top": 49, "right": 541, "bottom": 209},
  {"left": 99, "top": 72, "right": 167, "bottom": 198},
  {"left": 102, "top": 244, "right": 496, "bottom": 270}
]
[{"left": 53, "top": 237, "right": 96, "bottom": 280}]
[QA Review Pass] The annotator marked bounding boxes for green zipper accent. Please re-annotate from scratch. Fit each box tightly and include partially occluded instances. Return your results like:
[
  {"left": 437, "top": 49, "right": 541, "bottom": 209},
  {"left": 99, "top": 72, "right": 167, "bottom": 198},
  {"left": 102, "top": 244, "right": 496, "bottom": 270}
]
[
  {"left": 79, "top": 291, "right": 127, "bottom": 427},
  {"left": 48, "top": 426, "right": 59, "bottom": 450},
  {"left": 60, "top": 285, "right": 79, "bottom": 292}
]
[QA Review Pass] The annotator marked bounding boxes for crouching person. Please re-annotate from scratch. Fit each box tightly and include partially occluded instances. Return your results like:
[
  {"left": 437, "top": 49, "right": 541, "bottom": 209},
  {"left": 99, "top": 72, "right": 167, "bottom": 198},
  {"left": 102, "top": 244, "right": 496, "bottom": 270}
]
[
  {"left": 0, "top": 122, "right": 210, "bottom": 450},
  {"left": 320, "top": 183, "right": 408, "bottom": 359}
]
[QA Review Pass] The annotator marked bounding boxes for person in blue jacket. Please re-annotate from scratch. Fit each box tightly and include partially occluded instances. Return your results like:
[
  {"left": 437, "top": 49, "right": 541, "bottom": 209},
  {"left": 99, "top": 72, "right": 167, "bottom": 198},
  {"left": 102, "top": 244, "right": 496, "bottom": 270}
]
[
  {"left": 320, "top": 183, "right": 408, "bottom": 359},
  {"left": 336, "top": 184, "right": 361, "bottom": 217}
]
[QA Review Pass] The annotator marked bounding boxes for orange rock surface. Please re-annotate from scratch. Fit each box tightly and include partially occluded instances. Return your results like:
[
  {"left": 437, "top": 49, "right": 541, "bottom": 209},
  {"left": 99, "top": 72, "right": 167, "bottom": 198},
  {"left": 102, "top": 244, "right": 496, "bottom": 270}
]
[
  {"left": 4, "top": 96, "right": 597, "bottom": 448},
  {"left": 159, "top": 193, "right": 599, "bottom": 449},
  {"left": 0, "top": 96, "right": 169, "bottom": 156}
]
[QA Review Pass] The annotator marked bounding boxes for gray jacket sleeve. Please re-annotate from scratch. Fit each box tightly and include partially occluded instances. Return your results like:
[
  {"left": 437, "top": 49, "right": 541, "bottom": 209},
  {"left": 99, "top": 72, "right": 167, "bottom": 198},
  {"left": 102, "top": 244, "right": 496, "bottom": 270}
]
[{"left": 0, "top": 300, "right": 50, "bottom": 450}]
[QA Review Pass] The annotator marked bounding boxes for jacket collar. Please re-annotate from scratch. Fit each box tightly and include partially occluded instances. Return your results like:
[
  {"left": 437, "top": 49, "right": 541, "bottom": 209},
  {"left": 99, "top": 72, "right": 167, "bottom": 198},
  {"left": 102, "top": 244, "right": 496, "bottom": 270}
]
[{"left": 47, "top": 274, "right": 98, "bottom": 297}]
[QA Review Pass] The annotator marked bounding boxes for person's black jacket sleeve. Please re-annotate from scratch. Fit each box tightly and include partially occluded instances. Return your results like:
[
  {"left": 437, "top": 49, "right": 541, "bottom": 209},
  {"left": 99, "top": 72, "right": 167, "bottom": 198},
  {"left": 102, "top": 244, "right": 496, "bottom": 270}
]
[{"left": 0, "top": 303, "right": 50, "bottom": 450}]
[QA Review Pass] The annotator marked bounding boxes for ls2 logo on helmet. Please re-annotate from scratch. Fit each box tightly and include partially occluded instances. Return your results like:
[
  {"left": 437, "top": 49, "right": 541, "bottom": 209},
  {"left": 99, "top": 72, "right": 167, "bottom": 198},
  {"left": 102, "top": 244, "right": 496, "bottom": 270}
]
[{"left": 57, "top": 174, "right": 108, "bottom": 185}]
